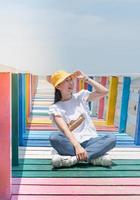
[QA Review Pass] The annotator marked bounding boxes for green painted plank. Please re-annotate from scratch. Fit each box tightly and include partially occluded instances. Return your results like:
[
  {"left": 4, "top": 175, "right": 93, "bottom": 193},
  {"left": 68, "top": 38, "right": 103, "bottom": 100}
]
[
  {"left": 12, "top": 74, "right": 19, "bottom": 166},
  {"left": 12, "top": 170, "right": 140, "bottom": 178},
  {"left": 12, "top": 163, "right": 140, "bottom": 171},
  {"left": 18, "top": 159, "right": 140, "bottom": 165}
]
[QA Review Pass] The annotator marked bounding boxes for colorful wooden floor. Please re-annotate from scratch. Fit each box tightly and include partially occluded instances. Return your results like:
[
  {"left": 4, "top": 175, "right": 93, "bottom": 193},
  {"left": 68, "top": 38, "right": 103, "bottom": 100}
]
[
  {"left": 11, "top": 78, "right": 140, "bottom": 199},
  {"left": 12, "top": 178, "right": 140, "bottom": 200}
]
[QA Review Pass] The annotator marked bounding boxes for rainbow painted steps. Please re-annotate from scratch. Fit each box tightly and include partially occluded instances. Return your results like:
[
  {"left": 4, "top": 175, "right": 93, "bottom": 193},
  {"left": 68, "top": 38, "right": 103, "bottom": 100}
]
[
  {"left": 11, "top": 178, "right": 140, "bottom": 200},
  {"left": 12, "top": 159, "right": 140, "bottom": 178}
]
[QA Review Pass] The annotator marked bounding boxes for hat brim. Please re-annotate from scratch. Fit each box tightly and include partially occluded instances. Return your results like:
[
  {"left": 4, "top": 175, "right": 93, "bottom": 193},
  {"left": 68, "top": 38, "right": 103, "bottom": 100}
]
[{"left": 55, "top": 72, "right": 76, "bottom": 87}]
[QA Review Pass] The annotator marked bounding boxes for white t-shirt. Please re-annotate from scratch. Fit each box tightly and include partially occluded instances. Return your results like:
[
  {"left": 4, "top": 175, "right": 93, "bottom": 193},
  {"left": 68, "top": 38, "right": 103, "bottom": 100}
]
[{"left": 49, "top": 89, "right": 98, "bottom": 143}]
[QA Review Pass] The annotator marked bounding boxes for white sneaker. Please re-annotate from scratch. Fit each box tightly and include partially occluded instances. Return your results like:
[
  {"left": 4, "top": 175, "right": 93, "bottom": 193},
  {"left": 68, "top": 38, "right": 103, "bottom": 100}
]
[
  {"left": 91, "top": 154, "right": 112, "bottom": 167},
  {"left": 52, "top": 154, "right": 77, "bottom": 168},
  {"left": 51, "top": 148, "right": 59, "bottom": 156}
]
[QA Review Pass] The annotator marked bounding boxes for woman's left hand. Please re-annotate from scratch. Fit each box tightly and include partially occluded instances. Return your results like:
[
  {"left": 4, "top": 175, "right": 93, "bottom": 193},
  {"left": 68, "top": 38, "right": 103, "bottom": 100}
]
[{"left": 72, "top": 70, "right": 88, "bottom": 81}]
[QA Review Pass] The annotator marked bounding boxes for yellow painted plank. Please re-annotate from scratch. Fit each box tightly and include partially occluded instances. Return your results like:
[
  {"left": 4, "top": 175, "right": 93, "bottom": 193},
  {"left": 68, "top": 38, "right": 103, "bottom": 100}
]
[
  {"left": 106, "top": 77, "right": 118, "bottom": 125},
  {"left": 79, "top": 79, "right": 84, "bottom": 90}
]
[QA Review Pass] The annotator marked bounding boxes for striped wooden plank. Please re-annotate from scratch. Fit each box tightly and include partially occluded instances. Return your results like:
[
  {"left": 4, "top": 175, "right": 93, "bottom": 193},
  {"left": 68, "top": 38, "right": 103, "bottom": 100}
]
[
  {"left": 119, "top": 77, "right": 131, "bottom": 133},
  {"left": 23, "top": 142, "right": 139, "bottom": 148},
  {"left": 11, "top": 196, "right": 140, "bottom": 200},
  {"left": 12, "top": 159, "right": 140, "bottom": 178},
  {"left": 19, "top": 146, "right": 140, "bottom": 152},
  {"left": 12, "top": 170, "right": 140, "bottom": 178},
  {"left": 19, "top": 73, "right": 26, "bottom": 146},
  {"left": 0, "top": 72, "right": 11, "bottom": 200},
  {"left": 26, "top": 125, "right": 118, "bottom": 132},
  {"left": 18, "top": 150, "right": 140, "bottom": 157},
  {"left": 98, "top": 76, "right": 107, "bottom": 119},
  {"left": 32, "top": 106, "right": 49, "bottom": 110},
  {"left": 12, "top": 178, "right": 140, "bottom": 199},
  {"left": 13, "top": 162, "right": 140, "bottom": 171},
  {"left": 12, "top": 177, "right": 140, "bottom": 185},
  {"left": 19, "top": 154, "right": 140, "bottom": 159},
  {"left": 12, "top": 184, "right": 140, "bottom": 195},
  {"left": 32, "top": 101, "right": 52, "bottom": 105},
  {"left": 106, "top": 77, "right": 118, "bottom": 125},
  {"left": 25, "top": 73, "right": 31, "bottom": 122},
  {"left": 135, "top": 90, "right": 140, "bottom": 144},
  {"left": 16, "top": 159, "right": 140, "bottom": 165},
  {"left": 12, "top": 73, "right": 19, "bottom": 166}
]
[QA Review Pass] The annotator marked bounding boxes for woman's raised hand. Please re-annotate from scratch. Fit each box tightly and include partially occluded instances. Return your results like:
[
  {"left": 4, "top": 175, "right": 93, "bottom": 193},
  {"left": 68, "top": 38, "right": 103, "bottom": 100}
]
[{"left": 72, "top": 70, "right": 88, "bottom": 81}]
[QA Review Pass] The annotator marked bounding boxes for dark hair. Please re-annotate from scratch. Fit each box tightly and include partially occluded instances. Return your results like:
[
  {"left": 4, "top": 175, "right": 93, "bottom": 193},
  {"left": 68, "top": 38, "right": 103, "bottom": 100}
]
[{"left": 54, "top": 88, "right": 62, "bottom": 103}]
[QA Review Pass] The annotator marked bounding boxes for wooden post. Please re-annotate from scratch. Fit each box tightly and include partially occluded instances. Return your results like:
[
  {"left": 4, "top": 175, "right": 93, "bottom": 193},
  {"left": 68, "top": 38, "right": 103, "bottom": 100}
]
[
  {"left": 84, "top": 82, "right": 88, "bottom": 90},
  {"left": 12, "top": 73, "right": 19, "bottom": 166},
  {"left": 106, "top": 76, "right": 118, "bottom": 125},
  {"left": 0, "top": 72, "right": 11, "bottom": 199},
  {"left": 135, "top": 90, "right": 140, "bottom": 145},
  {"left": 88, "top": 76, "right": 93, "bottom": 92},
  {"left": 79, "top": 79, "right": 84, "bottom": 90},
  {"left": 76, "top": 79, "right": 80, "bottom": 92},
  {"left": 119, "top": 77, "right": 131, "bottom": 133},
  {"left": 98, "top": 77, "right": 107, "bottom": 119},
  {"left": 19, "top": 73, "right": 26, "bottom": 146},
  {"left": 23, "top": 74, "right": 26, "bottom": 136},
  {"left": 25, "top": 73, "right": 31, "bottom": 123},
  {"left": 31, "top": 75, "right": 37, "bottom": 98},
  {"left": 87, "top": 76, "right": 93, "bottom": 112}
]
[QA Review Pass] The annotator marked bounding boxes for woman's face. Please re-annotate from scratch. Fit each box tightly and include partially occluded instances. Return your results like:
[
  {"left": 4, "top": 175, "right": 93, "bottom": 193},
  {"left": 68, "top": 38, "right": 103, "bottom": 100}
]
[{"left": 57, "top": 76, "right": 74, "bottom": 94}]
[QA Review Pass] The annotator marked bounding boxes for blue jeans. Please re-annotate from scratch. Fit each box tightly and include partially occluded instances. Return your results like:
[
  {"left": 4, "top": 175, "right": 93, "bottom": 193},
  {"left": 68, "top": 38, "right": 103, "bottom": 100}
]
[{"left": 49, "top": 132, "right": 116, "bottom": 162}]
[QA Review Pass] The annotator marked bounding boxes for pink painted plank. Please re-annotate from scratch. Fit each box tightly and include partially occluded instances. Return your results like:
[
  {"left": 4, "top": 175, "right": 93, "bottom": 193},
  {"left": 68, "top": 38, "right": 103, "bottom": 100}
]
[
  {"left": 76, "top": 79, "right": 80, "bottom": 92},
  {"left": 0, "top": 72, "right": 11, "bottom": 200},
  {"left": 11, "top": 195, "right": 140, "bottom": 200},
  {"left": 98, "top": 77, "right": 107, "bottom": 119},
  {"left": 12, "top": 185, "right": 140, "bottom": 195},
  {"left": 12, "top": 178, "right": 140, "bottom": 185},
  {"left": 26, "top": 126, "right": 118, "bottom": 131}
]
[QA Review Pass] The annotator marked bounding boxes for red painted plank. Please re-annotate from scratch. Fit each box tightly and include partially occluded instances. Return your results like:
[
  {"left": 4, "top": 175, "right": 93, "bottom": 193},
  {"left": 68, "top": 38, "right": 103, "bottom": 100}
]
[
  {"left": 0, "top": 72, "right": 11, "bottom": 200},
  {"left": 12, "top": 178, "right": 140, "bottom": 185},
  {"left": 12, "top": 185, "right": 140, "bottom": 195},
  {"left": 11, "top": 195, "right": 140, "bottom": 200}
]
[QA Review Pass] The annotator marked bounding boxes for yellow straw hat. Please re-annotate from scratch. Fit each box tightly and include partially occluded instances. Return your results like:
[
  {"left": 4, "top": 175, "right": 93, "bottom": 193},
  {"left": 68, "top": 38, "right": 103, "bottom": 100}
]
[{"left": 50, "top": 70, "right": 75, "bottom": 87}]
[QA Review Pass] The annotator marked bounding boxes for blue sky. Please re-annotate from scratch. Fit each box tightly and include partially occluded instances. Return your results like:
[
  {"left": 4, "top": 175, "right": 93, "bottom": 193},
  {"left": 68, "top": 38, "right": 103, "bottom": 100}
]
[{"left": 0, "top": 0, "right": 140, "bottom": 75}]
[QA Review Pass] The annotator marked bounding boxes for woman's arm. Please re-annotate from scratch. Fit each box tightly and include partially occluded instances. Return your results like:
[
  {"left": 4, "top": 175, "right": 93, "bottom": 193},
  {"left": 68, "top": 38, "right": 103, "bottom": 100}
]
[
  {"left": 53, "top": 115, "right": 88, "bottom": 161},
  {"left": 72, "top": 70, "right": 108, "bottom": 101},
  {"left": 85, "top": 77, "right": 108, "bottom": 102}
]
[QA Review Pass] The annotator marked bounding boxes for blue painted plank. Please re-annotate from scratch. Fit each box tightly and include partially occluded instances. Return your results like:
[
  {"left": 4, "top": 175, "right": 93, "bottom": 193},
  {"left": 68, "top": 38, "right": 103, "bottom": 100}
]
[
  {"left": 32, "top": 107, "right": 49, "bottom": 110},
  {"left": 135, "top": 90, "right": 140, "bottom": 145},
  {"left": 119, "top": 77, "right": 131, "bottom": 133},
  {"left": 19, "top": 74, "right": 26, "bottom": 146}
]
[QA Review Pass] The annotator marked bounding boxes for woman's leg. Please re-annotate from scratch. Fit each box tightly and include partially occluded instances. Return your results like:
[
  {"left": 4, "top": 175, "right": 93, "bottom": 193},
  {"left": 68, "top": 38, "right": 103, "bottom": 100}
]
[
  {"left": 49, "top": 132, "right": 77, "bottom": 168},
  {"left": 81, "top": 133, "right": 116, "bottom": 162},
  {"left": 49, "top": 132, "right": 76, "bottom": 156}
]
